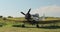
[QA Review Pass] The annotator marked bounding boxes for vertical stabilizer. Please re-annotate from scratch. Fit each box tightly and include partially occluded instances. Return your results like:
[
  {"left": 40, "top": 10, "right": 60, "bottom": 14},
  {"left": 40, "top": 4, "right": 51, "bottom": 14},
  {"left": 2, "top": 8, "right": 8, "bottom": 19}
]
[
  {"left": 40, "top": 13, "right": 45, "bottom": 21},
  {"left": 42, "top": 14, "right": 45, "bottom": 21}
]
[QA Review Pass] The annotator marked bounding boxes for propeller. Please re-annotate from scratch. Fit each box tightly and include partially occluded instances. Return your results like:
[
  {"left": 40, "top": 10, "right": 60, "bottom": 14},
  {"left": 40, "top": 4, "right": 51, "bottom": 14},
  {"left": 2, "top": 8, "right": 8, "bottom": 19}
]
[
  {"left": 21, "top": 8, "right": 31, "bottom": 18},
  {"left": 27, "top": 8, "right": 31, "bottom": 13},
  {"left": 21, "top": 12, "right": 25, "bottom": 15},
  {"left": 20, "top": 8, "right": 31, "bottom": 20}
]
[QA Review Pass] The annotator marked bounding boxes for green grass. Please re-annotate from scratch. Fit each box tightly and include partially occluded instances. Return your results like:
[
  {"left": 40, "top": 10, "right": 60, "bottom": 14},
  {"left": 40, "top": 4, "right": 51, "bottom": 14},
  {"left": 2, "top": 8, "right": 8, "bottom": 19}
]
[
  {"left": 0, "top": 17, "right": 60, "bottom": 32},
  {"left": 0, "top": 27, "right": 60, "bottom": 32},
  {"left": 0, "top": 22, "right": 59, "bottom": 32}
]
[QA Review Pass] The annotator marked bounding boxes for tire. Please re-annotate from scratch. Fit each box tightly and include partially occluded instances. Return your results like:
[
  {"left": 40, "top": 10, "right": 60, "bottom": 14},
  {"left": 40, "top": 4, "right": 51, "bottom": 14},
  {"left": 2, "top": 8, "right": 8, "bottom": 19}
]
[
  {"left": 36, "top": 24, "right": 39, "bottom": 28},
  {"left": 22, "top": 24, "right": 25, "bottom": 27}
]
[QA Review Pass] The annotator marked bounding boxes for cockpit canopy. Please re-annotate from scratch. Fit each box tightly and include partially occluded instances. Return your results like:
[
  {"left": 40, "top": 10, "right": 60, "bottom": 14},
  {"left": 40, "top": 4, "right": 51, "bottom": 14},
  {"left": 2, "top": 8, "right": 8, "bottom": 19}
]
[{"left": 31, "top": 13, "right": 39, "bottom": 21}]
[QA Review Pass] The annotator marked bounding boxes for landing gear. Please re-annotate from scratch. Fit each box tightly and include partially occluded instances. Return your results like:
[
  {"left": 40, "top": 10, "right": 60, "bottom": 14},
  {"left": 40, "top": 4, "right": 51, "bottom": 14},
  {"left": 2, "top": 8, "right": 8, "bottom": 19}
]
[
  {"left": 36, "top": 24, "right": 39, "bottom": 28},
  {"left": 21, "top": 24, "right": 25, "bottom": 27}
]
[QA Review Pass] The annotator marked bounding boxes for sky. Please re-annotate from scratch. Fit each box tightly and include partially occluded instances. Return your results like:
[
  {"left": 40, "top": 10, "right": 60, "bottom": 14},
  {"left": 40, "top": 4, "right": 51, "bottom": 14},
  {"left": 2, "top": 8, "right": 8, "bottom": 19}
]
[{"left": 0, "top": 0, "right": 60, "bottom": 17}]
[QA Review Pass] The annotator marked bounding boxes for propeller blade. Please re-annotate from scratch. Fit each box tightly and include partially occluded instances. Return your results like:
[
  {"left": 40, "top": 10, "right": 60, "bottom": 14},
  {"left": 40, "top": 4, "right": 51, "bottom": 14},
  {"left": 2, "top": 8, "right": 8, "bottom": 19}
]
[
  {"left": 21, "top": 12, "right": 25, "bottom": 15},
  {"left": 28, "top": 8, "right": 31, "bottom": 13}
]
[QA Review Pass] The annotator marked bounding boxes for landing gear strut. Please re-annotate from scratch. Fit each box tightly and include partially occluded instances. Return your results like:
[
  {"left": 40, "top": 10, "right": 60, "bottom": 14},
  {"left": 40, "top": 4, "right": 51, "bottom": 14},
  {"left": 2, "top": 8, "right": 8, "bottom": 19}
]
[
  {"left": 22, "top": 24, "right": 25, "bottom": 27},
  {"left": 36, "top": 24, "right": 39, "bottom": 28}
]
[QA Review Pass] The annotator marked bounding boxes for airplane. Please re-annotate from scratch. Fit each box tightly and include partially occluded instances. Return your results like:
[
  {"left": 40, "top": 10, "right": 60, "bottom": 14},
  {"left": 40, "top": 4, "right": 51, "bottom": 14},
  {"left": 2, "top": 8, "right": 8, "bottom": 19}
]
[{"left": 20, "top": 8, "right": 60, "bottom": 28}]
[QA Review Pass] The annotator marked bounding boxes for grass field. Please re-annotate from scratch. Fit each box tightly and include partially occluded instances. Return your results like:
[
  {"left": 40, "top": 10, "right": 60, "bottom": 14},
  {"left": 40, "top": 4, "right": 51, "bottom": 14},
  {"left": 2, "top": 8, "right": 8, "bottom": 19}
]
[
  {"left": 0, "top": 17, "right": 60, "bottom": 32},
  {"left": 0, "top": 27, "right": 60, "bottom": 32}
]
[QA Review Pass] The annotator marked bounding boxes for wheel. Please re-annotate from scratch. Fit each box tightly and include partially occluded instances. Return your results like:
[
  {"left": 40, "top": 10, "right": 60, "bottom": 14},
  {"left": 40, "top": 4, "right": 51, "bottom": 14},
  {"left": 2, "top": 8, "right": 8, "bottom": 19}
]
[
  {"left": 36, "top": 24, "right": 39, "bottom": 28},
  {"left": 22, "top": 24, "right": 25, "bottom": 27}
]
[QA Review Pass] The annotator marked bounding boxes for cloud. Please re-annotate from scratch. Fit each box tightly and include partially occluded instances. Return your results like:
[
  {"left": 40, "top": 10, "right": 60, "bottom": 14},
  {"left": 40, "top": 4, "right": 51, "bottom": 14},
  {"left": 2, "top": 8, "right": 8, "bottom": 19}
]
[{"left": 30, "top": 5, "right": 60, "bottom": 17}]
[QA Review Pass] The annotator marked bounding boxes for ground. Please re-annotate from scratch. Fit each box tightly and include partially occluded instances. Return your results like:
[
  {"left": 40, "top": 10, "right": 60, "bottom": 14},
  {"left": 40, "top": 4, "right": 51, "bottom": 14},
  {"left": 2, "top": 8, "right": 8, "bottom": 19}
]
[
  {"left": 0, "top": 17, "right": 60, "bottom": 32},
  {"left": 0, "top": 27, "right": 60, "bottom": 32}
]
